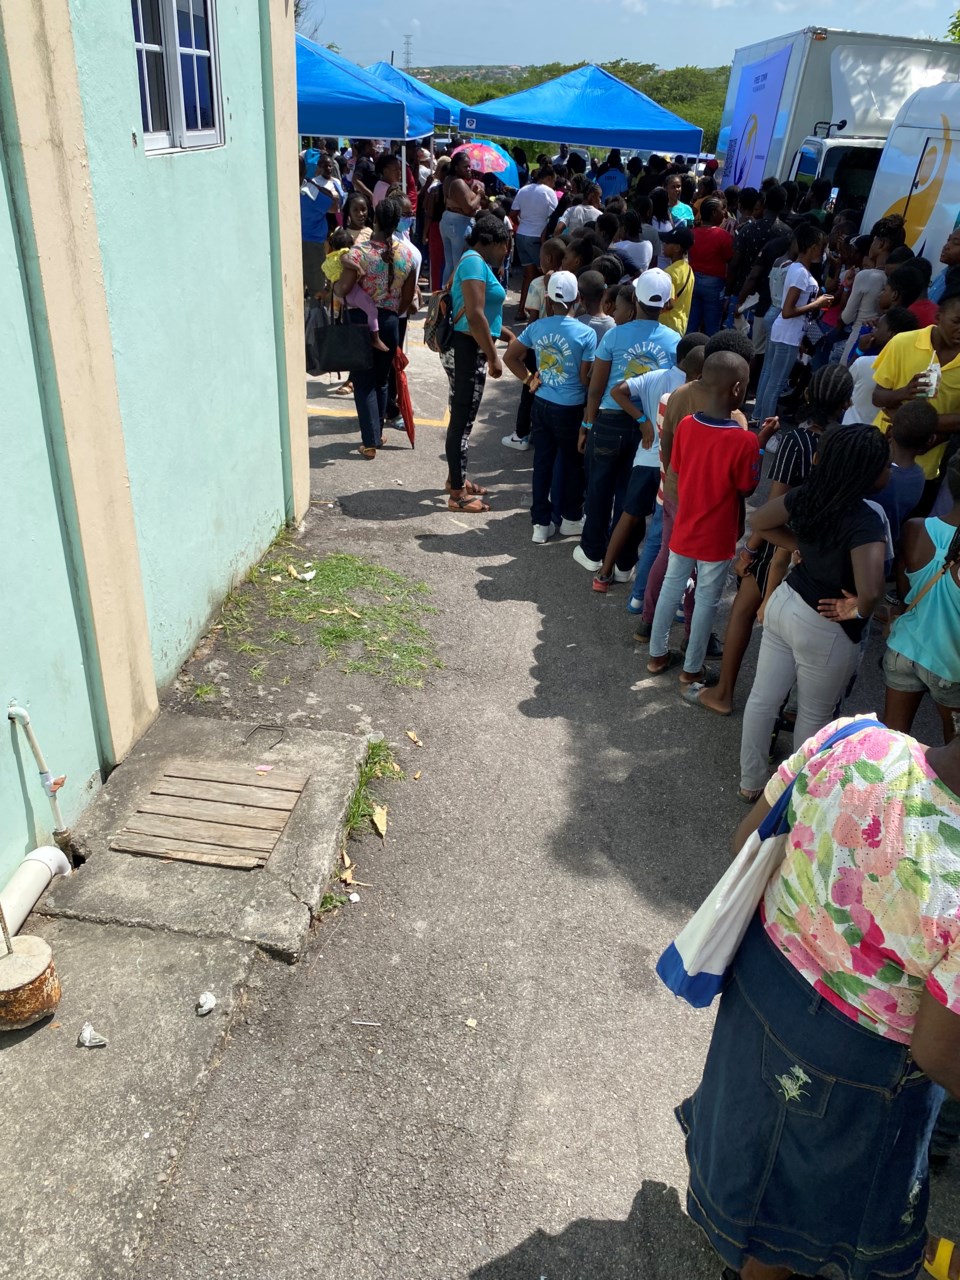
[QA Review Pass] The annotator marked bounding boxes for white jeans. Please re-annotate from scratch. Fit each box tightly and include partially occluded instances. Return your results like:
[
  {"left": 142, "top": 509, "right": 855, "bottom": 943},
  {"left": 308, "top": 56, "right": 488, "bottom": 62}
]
[{"left": 739, "top": 583, "right": 860, "bottom": 791}]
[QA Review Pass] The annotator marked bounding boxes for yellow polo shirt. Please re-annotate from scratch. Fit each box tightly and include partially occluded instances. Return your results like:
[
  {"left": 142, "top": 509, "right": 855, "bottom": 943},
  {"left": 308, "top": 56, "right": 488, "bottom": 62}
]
[
  {"left": 872, "top": 325, "right": 960, "bottom": 479},
  {"left": 661, "top": 260, "right": 693, "bottom": 336}
]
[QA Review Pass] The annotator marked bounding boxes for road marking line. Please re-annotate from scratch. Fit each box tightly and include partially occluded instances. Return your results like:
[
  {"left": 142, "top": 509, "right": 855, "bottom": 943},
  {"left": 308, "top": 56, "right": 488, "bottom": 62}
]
[{"left": 307, "top": 405, "right": 449, "bottom": 428}]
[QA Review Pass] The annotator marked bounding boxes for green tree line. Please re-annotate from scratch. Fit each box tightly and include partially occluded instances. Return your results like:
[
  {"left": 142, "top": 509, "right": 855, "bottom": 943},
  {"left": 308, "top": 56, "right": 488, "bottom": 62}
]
[{"left": 424, "top": 60, "right": 730, "bottom": 151}]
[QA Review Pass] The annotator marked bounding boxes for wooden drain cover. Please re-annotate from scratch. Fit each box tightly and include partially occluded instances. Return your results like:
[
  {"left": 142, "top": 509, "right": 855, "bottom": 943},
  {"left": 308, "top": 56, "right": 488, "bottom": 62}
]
[{"left": 109, "top": 760, "right": 309, "bottom": 870}]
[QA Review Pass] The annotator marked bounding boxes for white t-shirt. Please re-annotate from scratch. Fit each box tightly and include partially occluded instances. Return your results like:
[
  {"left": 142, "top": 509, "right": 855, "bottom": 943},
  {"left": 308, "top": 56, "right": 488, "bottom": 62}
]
[
  {"left": 624, "top": 367, "right": 685, "bottom": 467},
  {"left": 843, "top": 354, "right": 879, "bottom": 425},
  {"left": 511, "top": 183, "right": 559, "bottom": 238},
  {"left": 561, "top": 204, "right": 601, "bottom": 235},
  {"left": 611, "top": 239, "right": 653, "bottom": 278},
  {"left": 771, "top": 262, "right": 817, "bottom": 347}
]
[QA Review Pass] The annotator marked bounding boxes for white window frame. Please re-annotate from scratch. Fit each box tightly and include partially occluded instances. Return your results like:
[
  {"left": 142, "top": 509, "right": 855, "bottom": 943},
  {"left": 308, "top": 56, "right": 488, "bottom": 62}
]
[{"left": 133, "top": 0, "right": 224, "bottom": 154}]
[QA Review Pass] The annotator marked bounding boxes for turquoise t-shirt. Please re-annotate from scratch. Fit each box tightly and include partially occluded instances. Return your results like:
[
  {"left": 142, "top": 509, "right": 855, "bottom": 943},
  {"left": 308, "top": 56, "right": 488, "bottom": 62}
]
[
  {"left": 596, "top": 319, "right": 681, "bottom": 410},
  {"left": 888, "top": 517, "right": 960, "bottom": 682},
  {"left": 452, "top": 250, "right": 506, "bottom": 338},
  {"left": 670, "top": 201, "right": 695, "bottom": 227},
  {"left": 519, "top": 316, "right": 597, "bottom": 406}
]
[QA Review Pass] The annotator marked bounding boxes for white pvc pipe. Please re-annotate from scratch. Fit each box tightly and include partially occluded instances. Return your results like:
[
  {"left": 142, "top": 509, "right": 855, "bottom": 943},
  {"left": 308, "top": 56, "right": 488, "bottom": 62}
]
[
  {"left": 7, "top": 704, "right": 66, "bottom": 832},
  {"left": 0, "top": 847, "right": 70, "bottom": 936}
]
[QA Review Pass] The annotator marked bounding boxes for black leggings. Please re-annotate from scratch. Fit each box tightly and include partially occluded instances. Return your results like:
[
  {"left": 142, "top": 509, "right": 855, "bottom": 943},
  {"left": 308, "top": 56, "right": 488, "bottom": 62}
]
[{"left": 442, "top": 330, "right": 488, "bottom": 490}]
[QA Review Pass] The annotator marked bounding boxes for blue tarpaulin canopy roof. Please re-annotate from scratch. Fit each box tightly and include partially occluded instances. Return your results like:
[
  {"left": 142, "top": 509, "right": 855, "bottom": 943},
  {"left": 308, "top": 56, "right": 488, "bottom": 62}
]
[
  {"left": 365, "top": 62, "right": 466, "bottom": 128},
  {"left": 296, "top": 36, "right": 433, "bottom": 140},
  {"left": 459, "top": 64, "right": 702, "bottom": 154}
]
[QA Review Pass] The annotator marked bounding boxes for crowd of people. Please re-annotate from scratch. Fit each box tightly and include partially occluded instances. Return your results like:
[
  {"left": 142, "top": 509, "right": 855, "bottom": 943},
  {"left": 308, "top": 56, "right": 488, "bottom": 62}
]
[{"left": 301, "top": 135, "right": 960, "bottom": 1280}]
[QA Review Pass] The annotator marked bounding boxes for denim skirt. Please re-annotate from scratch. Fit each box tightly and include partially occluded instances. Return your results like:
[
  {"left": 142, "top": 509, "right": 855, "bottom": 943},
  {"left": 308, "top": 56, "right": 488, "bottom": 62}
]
[{"left": 677, "top": 912, "right": 943, "bottom": 1279}]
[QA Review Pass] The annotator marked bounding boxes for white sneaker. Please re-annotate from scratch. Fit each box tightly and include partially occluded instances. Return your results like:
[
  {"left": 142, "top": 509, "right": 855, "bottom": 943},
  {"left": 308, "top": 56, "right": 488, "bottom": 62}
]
[
  {"left": 532, "top": 523, "right": 556, "bottom": 544},
  {"left": 502, "top": 433, "right": 531, "bottom": 451},
  {"left": 558, "top": 517, "right": 584, "bottom": 537},
  {"left": 573, "top": 544, "right": 603, "bottom": 572},
  {"left": 612, "top": 566, "right": 634, "bottom": 584}
]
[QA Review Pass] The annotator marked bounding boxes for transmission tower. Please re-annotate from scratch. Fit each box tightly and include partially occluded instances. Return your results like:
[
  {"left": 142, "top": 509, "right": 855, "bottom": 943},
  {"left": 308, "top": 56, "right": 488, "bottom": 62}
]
[{"left": 403, "top": 33, "right": 413, "bottom": 70}]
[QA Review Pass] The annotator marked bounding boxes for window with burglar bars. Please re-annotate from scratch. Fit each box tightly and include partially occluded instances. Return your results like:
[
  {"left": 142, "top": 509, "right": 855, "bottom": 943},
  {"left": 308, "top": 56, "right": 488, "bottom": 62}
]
[{"left": 131, "top": 0, "right": 223, "bottom": 152}]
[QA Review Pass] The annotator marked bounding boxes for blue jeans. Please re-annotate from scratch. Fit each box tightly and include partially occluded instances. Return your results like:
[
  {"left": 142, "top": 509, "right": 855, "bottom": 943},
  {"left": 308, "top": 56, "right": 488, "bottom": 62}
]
[
  {"left": 350, "top": 308, "right": 399, "bottom": 448},
  {"left": 440, "top": 211, "right": 473, "bottom": 286},
  {"left": 580, "top": 411, "right": 640, "bottom": 563},
  {"left": 688, "top": 273, "right": 724, "bottom": 336},
  {"left": 631, "top": 501, "right": 663, "bottom": 603},
  {"left": 650, "top": 552, "right": 730, "bottom": 674},
  {"left": 753, "top": 338, "right": 799, "bottom": 424},
  {"left": 530, "top": 399, "right": 584, "bottom": 526}
]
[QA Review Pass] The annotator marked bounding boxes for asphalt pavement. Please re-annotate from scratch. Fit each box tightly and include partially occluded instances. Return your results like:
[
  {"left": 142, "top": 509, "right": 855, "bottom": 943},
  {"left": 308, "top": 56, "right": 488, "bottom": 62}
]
[{"left": 138, "top": 305, "right": 960, "bottom": 1279}]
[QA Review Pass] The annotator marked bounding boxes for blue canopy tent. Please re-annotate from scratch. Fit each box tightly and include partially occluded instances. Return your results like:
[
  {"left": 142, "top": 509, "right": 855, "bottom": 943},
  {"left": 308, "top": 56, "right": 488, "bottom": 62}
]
[
  {"left": 296, "top": 36, "right": 433, "bottom": 140},
  {"left": 365, "top": 62, "right": 466, "bottom": 129},
  {"left": 459, "top": 64, "right": 702, "bottom": 155}
]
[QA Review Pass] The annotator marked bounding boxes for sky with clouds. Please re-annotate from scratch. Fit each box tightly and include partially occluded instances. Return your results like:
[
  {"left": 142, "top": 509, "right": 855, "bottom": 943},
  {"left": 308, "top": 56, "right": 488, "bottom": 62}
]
[{"left": 301, "top": 1, "right": 958, "bottom": 71}]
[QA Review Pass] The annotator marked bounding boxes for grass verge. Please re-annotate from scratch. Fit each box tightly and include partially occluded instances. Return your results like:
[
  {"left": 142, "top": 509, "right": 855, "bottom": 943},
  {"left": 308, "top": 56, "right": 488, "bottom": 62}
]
[
  {"left": 219, "top": 545, "right": 441, "bottom": 689},
  {"left": 344, "top": 738, "right": 403, "bottom": 842}
]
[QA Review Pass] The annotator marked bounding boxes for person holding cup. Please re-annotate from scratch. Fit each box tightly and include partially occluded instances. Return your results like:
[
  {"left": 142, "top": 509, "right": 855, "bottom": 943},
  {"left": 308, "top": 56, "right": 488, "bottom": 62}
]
[{"left": 873, "top": 289, "right": 960, "bottom": 493}]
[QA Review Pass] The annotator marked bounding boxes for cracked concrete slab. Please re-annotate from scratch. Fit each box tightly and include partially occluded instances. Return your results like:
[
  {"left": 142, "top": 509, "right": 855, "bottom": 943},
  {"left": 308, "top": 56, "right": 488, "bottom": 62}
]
[
  {"left": 0, "top": 917, "right": 254, "bottom": 1280},
  {"left": 43, "top": 714, "right": 365, "bottom": 960}
]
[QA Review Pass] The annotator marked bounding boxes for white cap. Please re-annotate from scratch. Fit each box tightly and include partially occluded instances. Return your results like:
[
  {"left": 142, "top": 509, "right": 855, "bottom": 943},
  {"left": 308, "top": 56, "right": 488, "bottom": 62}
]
[
  {"left": 546, "top": 270, "right": 579, "bottom": 305},
  {"left": 634, "top": 267, "right": 673, "bottom": 309}
]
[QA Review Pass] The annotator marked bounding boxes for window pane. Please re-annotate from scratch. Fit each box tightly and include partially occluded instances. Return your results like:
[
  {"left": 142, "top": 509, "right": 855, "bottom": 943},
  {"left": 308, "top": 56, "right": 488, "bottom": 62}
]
[
  {"left": 192, "top": 0, "right": 209, "bottom": 51},
  {"left": 177, "top": 0, "right": 193, "bottom": 48},
  {"left": 131, "top": 0, "right": 141, "bottom": 42},
  {"left": 141, "top": 0, "right": 163, "bottom": 45},
  {"left": 180, "top": 53, "right": 198, "bottom": 129},
  {"left": 145, "top": 49, "right": 169, "bottom": 132},
  {"left": 136, "top": 49, "right": 149, "bottom": 130},
  {"left": 196, "top": 52, "right": 214, "bottom": 129}
]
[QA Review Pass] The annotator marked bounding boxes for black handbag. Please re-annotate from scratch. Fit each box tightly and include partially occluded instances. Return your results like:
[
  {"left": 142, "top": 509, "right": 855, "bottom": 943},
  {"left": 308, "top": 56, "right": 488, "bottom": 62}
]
[{"left": 308, "top": 303, "right": 374, "bottom": 375}]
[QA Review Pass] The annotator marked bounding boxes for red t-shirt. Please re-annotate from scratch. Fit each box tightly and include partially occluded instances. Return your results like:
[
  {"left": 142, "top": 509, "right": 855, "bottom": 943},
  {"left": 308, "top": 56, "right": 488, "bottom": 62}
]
[
  {"left": 689, "top": 226, "right": 734, "bottom": 280},
  {"left": 670, "top": 413, "right": 760, "bottom": 560},
  {"left": 910, "top": 298, "right": 939, "bottom": 327}
]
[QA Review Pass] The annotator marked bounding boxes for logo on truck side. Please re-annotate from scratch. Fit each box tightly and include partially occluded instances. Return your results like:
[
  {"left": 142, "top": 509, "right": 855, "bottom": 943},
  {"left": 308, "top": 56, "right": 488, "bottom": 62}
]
[{"left": 881, "top": 114, "right": 953, "bottom": 248}]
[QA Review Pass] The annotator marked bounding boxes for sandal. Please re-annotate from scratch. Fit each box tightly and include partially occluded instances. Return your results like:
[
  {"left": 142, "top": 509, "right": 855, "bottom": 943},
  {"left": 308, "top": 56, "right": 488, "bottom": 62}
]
[
  {"left": 445, "top": 479, "right": 489, "bottom": 496},
  {"left": 738, "top": 787, "right": 763, "bottom": 805},
  {"left": 448, "top": 494, "right": 490, "bottom": 513},
  {"left": 646, "top": 652, "right": 675, "bottom": 676},
  {"left": 679, "top": 665, "right": 718, "bottom": 687},
  {"left": 682, "top": 683, "right": 731, "bottom": 715},
  {"left": 925, "top": 1237, "right": 960, "bottom": 1279},
  {"left": 356, "top": 446, "right": 376, "bottom": 460}
]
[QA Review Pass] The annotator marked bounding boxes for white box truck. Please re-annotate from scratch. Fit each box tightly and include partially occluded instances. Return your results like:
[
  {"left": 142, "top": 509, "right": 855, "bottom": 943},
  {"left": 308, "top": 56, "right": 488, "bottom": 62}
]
[
  {"left": 717, "top": 28, "right": 960, "bottom": 213},
  {"left": 861, "top": 81, "right": 960, "bottom": 281}
]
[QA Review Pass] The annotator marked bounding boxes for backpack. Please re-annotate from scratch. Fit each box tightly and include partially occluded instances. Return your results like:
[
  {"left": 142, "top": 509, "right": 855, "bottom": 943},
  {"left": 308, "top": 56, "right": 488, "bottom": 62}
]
[{"left": 423, "top": 282, "right": 465, "bottom": 354}]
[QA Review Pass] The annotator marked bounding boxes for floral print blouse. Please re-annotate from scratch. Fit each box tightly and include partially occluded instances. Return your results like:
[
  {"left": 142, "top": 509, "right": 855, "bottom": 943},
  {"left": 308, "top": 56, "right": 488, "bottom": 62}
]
[{"left": 762, "top": 718, "right": 960, "bottom": 1044}]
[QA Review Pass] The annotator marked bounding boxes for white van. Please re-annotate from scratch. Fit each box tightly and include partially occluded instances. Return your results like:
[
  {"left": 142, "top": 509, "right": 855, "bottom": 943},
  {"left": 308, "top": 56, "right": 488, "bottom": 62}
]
[{"left": 861, "top": 81, "right": 960, "bottom": 285}]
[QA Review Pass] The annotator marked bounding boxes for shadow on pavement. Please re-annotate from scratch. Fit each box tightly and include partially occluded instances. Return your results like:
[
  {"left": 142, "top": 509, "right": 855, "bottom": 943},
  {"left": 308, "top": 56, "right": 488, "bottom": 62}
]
[{"left": 469, "top": 1180, "right": 717, "bottom": 1280}]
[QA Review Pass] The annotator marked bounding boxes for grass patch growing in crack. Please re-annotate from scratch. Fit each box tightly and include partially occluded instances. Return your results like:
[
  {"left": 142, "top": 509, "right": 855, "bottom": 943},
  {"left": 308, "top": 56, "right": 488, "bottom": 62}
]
[
  {"left": 193, "top": 682, "right": 218, "bottom": 701},
  {"left": 344, "top": 738, "right": 403, "bottom": 842},
  {"left": 255, "top": 551, "right": 441, "bottom": 688}
]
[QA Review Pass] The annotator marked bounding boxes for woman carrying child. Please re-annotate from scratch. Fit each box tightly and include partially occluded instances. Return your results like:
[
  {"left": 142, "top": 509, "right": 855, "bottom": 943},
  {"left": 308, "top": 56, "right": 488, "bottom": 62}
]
[{"left": 335, "top": 197, "right": 417, "bottom": 459}]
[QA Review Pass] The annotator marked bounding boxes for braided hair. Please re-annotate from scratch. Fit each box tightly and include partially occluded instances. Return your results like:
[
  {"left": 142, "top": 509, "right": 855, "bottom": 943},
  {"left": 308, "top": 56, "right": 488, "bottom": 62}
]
[
  {"left": 374, "top": 197, "right": 402, "bottom": 292},
  {"left": 801, "top": 363, "right": 853, "bottom": 430},
  {"left": 788, "top": 423, "right": 890, "bottom": 548}
]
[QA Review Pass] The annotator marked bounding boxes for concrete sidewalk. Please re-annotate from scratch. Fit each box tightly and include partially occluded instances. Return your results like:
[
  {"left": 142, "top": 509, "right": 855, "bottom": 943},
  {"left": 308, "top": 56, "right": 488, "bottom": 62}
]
[{"left": 0, "top": 714, "right": 363, "bottom": 1278}]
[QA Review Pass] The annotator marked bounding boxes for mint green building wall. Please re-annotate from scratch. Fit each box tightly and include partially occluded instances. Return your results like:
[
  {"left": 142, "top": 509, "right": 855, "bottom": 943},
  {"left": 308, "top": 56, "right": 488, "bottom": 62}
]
[
  {"left": 0, "top": 159, "right": 103, "bottom": 882},
  {"left": 69, "top": 2, "right": 287, "bottom": 682}
]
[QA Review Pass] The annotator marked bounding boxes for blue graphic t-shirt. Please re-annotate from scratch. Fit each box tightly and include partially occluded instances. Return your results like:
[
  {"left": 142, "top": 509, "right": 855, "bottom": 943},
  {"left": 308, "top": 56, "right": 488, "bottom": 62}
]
[
  {"left": 519, "top": 315, "right": 597, "bottom": 406},
  {"left": 596, "top": 320, "right": 681, "bottom": 410}
]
